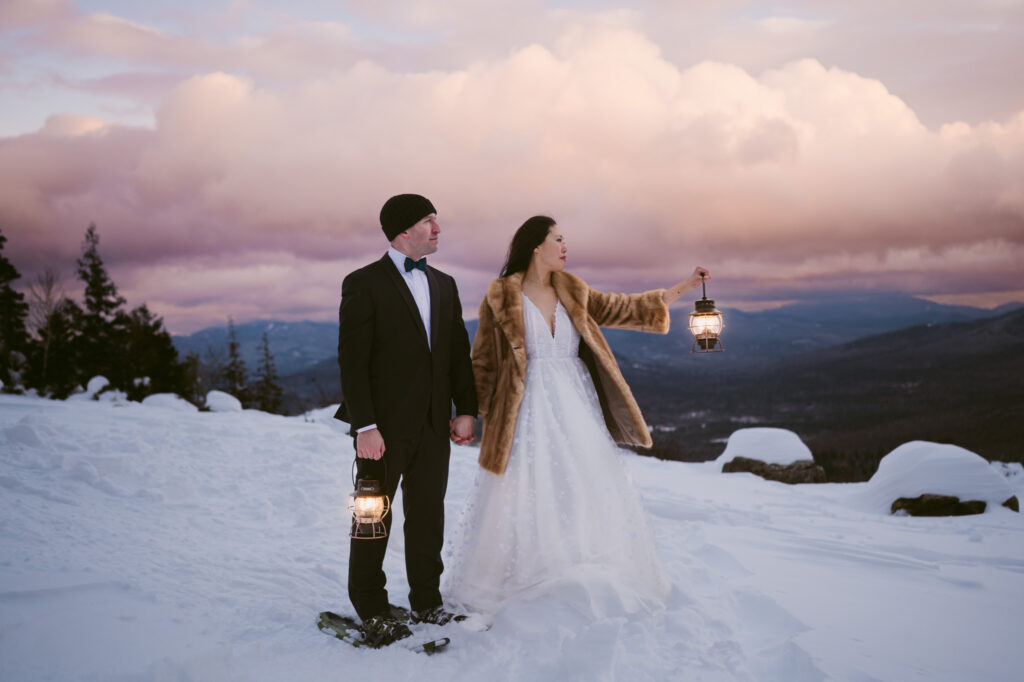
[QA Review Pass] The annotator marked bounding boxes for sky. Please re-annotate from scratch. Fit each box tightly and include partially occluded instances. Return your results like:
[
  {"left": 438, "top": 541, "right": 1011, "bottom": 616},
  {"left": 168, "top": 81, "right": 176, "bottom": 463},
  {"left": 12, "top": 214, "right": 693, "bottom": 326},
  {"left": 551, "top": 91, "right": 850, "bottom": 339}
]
[{"left": 1, "top": 0, "right": 1023, "bottom": 333}]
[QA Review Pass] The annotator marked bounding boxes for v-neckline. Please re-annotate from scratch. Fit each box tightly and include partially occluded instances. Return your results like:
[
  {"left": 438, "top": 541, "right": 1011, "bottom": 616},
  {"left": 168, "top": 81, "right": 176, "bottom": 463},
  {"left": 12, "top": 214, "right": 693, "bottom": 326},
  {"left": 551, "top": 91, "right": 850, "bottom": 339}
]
[{"left": 523, "top": 293, "right": 558, "bottom": 339}]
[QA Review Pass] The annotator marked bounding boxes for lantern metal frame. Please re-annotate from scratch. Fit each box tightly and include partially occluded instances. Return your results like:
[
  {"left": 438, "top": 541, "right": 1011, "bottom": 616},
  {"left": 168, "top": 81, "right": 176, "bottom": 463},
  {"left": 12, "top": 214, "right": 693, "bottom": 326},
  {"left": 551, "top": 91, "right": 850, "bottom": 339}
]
[
  {"left": 689, "top": 275, "right": 724, "bottom": 354},
  {"left": 347, "top": 459, "right": 391, "bottom": 540}
]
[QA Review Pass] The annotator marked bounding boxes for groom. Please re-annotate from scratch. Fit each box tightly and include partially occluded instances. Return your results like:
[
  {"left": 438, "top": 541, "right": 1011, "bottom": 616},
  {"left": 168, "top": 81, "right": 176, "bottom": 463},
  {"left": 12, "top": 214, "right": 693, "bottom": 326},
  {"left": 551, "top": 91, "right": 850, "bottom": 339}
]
[{"left": 335, "top": 193, "right": 477, "bottom": 647}]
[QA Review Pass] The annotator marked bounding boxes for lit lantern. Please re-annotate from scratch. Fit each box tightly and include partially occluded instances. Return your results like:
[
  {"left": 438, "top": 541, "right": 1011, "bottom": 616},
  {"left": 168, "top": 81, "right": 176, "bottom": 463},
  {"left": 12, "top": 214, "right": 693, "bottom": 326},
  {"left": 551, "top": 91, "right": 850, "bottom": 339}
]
[
  {"left": 689, "top": 274, "right": 724, "bottom": 353},
  {"left": 348, "top": 467, "right": 390, "bottom": 540}
]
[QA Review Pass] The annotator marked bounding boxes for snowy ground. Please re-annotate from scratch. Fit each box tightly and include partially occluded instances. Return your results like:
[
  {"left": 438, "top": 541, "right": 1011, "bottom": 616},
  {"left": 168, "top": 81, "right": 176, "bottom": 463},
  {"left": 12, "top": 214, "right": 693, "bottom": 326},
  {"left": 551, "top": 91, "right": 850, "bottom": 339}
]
[{"left": 1, "top": 394, "right": 1022, "bottom": 681}]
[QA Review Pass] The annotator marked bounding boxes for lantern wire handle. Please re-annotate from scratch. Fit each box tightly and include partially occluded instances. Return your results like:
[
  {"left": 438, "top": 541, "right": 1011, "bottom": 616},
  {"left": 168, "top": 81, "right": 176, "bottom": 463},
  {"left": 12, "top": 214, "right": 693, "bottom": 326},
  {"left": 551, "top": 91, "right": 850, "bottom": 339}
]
[{"left": 351, "top": 457, "right": 387, "bottom": 487}]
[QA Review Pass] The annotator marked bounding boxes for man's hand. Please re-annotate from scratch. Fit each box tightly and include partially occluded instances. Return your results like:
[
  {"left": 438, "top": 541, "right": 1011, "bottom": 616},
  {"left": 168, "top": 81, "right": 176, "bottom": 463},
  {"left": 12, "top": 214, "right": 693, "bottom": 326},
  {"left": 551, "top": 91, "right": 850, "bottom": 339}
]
[
  {"left": 356, "top": 428, "right": 386, "bottom": 460},
  {"left": 449, "top": 415, "right": 476, "bottom": 445}
]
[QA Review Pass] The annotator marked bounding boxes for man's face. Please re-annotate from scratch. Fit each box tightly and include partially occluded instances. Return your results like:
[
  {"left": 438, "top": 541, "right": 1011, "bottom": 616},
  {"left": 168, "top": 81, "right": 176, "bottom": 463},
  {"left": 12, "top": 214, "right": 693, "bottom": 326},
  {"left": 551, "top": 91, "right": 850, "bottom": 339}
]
[{"left": 401, "top": 213, "right": 441, "bottom": 259}]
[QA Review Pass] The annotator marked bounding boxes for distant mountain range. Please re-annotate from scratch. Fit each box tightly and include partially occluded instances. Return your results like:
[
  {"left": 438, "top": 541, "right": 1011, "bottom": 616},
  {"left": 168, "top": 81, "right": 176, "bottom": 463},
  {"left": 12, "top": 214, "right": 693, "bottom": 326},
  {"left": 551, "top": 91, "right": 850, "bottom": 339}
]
[
  {"left": 170, "top": 295, "right": 1024, "bottom": 476},
  {"left": 172, "top": 320, "right": 339, "bottom": 377},
  {"left": 600, "top": 293, "right": 1022, "bottom": 369},
  {"left": 633, "top": 307, "right": 1024, "bottom": 477},
  {"left": 173, "top": 294, "right": 1020, "bottom": 378},
  {"left": 169, "top": 293, "right": 1023, "bottom": 390}
]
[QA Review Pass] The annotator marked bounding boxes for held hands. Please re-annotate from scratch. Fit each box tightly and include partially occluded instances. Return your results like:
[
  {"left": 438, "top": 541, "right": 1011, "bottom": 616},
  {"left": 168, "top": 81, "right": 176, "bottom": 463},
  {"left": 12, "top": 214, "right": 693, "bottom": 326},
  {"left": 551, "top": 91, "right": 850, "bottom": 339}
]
[
  {"left": 450, "top": 415, "right": 476, "bottom": 445},
  {"left": 358, "top": 418, "right": 474, "bottom": 457},
  {"left": 355, "top": 428, "right": 385, "bottom": 460}
]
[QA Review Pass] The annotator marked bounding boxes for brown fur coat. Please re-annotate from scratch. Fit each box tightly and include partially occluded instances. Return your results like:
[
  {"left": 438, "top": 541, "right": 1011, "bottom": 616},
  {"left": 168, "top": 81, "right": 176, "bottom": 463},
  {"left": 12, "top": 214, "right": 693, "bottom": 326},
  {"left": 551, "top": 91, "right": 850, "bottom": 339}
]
[{"left": 472, "top": 270, "right": 670, "bottom": 475}]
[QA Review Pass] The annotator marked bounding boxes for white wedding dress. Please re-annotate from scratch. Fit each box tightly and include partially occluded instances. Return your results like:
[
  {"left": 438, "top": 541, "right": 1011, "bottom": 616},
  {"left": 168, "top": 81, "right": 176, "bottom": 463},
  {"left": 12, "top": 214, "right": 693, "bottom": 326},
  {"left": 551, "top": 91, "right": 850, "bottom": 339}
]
[{"left": 443, "top": 294, "right": 670, "bottom": 620}]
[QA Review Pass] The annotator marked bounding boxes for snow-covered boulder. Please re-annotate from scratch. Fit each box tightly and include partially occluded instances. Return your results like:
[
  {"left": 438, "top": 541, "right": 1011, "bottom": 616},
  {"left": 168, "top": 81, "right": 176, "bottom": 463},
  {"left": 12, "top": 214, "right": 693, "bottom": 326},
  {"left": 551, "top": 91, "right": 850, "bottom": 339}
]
[
  {"left": 75, "top": 376, "right": 126, "bottom": 403},
  {"left": 141, "top": 393, "right": 199, "bottom": 412},
  {"left": 716, "top": 428, "right": 813, "bottom": 466},
  {"left": 86, "top": 376, "right": 110, "bottom": 397},
  {"left": 866, "top": 441, "right": 1017, "bottom": 515},
  {"left": 68, "top": 376, "right": 109, "bottom": 401},
  {"left": 97, "top": 388, "right": 128, "bottom": 403},
  {"left": 206, "top": 390, "right": 243, "bottom": 413},
  {"left": 716, "top": 428, "right": 826, "bottom": 484}
]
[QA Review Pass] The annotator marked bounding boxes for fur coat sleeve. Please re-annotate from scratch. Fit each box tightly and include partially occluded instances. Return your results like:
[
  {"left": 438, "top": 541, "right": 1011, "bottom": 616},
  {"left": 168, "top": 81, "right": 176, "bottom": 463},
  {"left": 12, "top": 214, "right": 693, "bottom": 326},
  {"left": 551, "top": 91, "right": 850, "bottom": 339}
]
[
  {"left": 472, "top": 271, "right": 670, "bottom": 475},
  {"left": 585, "top": 286, "right": 671, "bottom": 333}
]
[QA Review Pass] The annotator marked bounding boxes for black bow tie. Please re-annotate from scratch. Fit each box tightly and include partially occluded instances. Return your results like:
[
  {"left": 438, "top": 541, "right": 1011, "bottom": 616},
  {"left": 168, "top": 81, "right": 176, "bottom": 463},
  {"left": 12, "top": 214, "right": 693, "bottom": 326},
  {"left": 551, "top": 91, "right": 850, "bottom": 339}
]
[{"left": 404, "top": 257, "right": 427, "bottom": 272}]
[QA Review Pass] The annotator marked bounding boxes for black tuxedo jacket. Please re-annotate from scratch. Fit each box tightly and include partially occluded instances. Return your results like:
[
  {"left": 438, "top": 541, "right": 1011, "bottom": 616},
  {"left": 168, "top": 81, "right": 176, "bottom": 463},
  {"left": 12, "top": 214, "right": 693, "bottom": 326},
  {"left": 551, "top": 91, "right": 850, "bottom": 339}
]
[{"left": 334, "top": 254, "right": 477, "bottom": 438}]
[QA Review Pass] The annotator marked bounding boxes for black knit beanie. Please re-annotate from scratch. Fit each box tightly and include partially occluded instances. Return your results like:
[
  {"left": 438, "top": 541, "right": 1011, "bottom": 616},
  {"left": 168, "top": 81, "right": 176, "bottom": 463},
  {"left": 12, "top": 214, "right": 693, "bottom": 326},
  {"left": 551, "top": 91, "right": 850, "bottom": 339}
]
[{"left": 380, "top": 194, "right": 437, "bottom": 241}]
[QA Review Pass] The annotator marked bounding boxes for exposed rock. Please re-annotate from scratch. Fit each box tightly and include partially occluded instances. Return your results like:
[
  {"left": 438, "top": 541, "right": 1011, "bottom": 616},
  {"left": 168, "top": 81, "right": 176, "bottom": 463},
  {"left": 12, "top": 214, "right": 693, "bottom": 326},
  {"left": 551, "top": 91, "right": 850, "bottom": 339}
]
[
  {"left": 1003, "top": 496, "right": 1019, "bottom": 512},
  {"left": 721, "top": 457, "right": 827, "bottom": 484},
  {"left": 890, "top": 494, "right": 987, "bottom": 516}
]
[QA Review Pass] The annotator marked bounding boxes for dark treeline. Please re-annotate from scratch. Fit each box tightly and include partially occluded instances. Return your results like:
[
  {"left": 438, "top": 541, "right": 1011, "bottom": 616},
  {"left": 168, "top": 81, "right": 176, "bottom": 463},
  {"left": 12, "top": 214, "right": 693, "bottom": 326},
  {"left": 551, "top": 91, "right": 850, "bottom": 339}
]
[{"left": 0, "top": 224, "right": 284, "bottom": 413}]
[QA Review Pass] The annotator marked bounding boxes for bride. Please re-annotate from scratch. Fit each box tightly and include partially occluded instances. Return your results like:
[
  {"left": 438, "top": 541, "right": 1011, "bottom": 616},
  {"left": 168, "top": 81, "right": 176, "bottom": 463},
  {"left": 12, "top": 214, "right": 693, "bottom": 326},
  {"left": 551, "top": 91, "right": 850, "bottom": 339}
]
[{"left": 443, "top": 215, "right": 710, "bottom": 621}]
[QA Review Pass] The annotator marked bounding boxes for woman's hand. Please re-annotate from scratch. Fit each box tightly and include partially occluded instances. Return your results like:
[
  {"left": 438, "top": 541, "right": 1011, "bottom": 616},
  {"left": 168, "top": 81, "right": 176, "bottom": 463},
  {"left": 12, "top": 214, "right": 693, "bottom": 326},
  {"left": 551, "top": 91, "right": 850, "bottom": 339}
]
[
  {"left": 687, "top": 267, "right": 710, "bottom": 289},
  {"left": 663, "top": 267, "right": 711, "bottom": 305}
]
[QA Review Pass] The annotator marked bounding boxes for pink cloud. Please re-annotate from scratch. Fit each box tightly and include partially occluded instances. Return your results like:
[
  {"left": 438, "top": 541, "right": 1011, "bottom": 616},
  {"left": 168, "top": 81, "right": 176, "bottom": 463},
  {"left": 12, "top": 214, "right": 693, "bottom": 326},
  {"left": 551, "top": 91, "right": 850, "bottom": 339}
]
[
  {"left": 1, "top": 23, "right": 1022, "bottom": 332},
  {"left": 0, "top": 0, "right": 72, "bottom": 27}
]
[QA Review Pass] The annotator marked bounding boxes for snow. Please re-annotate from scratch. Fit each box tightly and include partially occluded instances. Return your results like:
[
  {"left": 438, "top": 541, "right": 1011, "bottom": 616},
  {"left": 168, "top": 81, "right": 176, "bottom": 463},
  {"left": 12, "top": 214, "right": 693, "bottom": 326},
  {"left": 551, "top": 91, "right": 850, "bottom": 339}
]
[
  {"left": 206, "top": 390, "right": 243, "bottom": 412},
  {"left": 140, "top": 392, "right": 199, "bottom": 412},
  {"left": 1, "top": 394, "right": 1022, "bottom": 681},
  {"left": 714, "top": 427, "right": 813, "bottom": 467},
  {"left": 66, "top": 377, "right": 102, "bottom": 402},
  {"left": 992, "top": 461, "right": 1024, "bottom": 499},
  {"left": 855, "top": 441, "right": 1017, "bottom": 514},
  {"left": 86, "top": 376, "right": 109, "bottom": 397}
]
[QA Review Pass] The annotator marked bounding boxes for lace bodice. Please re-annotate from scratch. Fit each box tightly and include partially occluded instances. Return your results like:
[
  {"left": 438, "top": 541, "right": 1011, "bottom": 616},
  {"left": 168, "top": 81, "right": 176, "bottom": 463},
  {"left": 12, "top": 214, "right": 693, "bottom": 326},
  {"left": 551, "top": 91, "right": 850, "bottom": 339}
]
[{"left": 523, "top": 294, "right": 580, "bottom": 360}]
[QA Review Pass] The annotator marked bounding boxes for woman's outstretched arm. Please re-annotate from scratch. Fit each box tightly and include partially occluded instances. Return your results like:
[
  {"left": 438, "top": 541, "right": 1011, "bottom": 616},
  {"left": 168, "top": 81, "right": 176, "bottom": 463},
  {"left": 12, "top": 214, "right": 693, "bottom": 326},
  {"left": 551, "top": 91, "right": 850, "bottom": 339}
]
[{"left": 662, "top": 267, "right": 710, "bottom": 305}]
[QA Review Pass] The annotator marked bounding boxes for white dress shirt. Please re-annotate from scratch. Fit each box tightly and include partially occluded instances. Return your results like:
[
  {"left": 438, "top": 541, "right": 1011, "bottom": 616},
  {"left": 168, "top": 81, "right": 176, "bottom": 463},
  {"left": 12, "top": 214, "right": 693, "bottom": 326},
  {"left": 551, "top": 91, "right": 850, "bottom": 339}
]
[{"left": 387, "top": 246, "right": 431, "bottom": 350}]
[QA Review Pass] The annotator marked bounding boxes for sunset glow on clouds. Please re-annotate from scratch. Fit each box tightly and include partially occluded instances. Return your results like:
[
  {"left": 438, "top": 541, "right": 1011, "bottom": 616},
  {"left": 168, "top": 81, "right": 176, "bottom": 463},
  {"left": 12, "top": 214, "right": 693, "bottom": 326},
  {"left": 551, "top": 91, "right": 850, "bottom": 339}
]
[{"left": 2, "top": 0, "right": 1022, "bottom": 332}]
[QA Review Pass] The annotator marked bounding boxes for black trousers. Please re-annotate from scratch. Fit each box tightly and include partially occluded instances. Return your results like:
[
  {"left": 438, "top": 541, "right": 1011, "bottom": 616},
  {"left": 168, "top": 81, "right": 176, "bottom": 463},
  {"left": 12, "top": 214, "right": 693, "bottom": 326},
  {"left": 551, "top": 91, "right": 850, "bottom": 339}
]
[{"left": 348, "top": 422, "right": 451, "bottom": 621}]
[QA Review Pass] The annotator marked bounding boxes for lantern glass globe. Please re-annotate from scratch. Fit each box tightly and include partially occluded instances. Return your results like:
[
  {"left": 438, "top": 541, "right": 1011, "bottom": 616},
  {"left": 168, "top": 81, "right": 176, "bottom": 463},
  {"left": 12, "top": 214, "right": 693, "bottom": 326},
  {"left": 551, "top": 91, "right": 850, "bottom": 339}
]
[
  {"left": 350, "top": 493, "right": 386, "bottom": 522},
  {"left": 689, "top": 311, "right": 723, "bottom": 337},
  {"left": 348, "top": 478, "right": 390, "bottom": 539}
]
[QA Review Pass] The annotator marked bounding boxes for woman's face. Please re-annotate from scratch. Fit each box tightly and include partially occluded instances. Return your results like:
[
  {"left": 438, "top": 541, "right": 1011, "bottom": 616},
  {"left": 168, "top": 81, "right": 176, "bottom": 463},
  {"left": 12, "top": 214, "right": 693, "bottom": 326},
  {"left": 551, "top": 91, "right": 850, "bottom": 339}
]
[{"left": 533, "top": 225, "right": 567, "bottom": 272}]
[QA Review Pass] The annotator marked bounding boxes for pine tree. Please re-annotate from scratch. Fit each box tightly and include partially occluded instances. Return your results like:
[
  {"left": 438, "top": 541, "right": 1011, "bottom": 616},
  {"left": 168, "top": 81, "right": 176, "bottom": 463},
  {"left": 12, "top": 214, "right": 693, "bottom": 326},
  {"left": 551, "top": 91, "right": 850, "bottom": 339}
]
[
  {"left": 253, "top": 330, "right": 283, "bottom": 413},
  {"left": 26, "top": 298, "right": 84, "bottom": 399},
  {"left": 75, "top": 224, "right": 126, "bottom": 384},
  {"left": 119, "top": 304, "right": 184, "bottom": 401},
  {"left": 222, "top": 318, "right": 250, "bottom": 405},
  {"left": 0, "top": 228, "right": 30, "bottom": 392}
]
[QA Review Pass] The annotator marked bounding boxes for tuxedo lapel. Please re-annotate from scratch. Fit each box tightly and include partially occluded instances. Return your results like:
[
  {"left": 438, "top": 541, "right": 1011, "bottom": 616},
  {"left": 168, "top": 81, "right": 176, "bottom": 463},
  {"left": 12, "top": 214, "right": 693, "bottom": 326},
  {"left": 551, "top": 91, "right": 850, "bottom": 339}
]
[
  {"left": 427, "top": 266, "right": 442, "bottom": 351},
  {"left": 379, "top": 254, "right": 430, "bottom": 348}
]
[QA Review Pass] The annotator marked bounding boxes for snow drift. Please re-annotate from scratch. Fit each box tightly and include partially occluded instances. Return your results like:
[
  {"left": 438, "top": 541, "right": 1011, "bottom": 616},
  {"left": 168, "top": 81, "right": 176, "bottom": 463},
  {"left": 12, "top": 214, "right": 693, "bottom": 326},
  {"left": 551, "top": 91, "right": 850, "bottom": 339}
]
[{"left": 1, "top": 394, "right": 1021, "bottom": 681}]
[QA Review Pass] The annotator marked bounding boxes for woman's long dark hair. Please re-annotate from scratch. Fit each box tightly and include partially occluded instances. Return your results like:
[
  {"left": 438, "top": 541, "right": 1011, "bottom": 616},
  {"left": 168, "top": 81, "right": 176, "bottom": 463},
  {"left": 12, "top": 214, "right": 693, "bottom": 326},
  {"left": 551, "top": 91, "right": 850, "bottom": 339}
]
[{"left": 499, "top": 215, "right": 556, "bottom": 277}]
